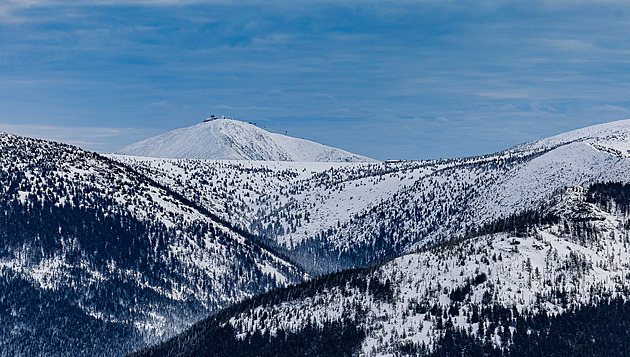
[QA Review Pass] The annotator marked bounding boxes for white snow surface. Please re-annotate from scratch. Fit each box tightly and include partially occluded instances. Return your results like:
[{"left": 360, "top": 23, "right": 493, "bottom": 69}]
[
  {"left": 111, "top": 119, "right": 630, "bottom": 273},
  {"left": 227, "top": 187, "right": 630, "bottom": 355},
  {"left": 514, "top": 118, "right": 630, "bottom": 156},
  {"left": 118, "top": 119, "right": 376, "bottom": 162}
]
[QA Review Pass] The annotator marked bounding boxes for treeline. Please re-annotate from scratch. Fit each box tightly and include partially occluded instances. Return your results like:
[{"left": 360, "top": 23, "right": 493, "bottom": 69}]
[
  {"left": 587, "top": 182, "right": 630, "bottom": 214},
  {"left": 466, "top": 207, "right": 559, "bottom": 239},
  {"left": 132, "top": 265, "right": 394, "bottom": 357},
  {"left": 428, "top": 298, "right": 630, "bottom": 357},
  {"left": 135, "top": 320, "right": 363, "bottom": 357}
]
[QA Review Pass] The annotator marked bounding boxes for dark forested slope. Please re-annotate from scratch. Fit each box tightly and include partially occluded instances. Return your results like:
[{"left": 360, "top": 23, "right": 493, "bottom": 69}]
[
  {"left": 135, "top": 182, "right": 630, "bottom": 357},
  {"left": 0, "top": 133, "right": 304, "bottom": 356}
]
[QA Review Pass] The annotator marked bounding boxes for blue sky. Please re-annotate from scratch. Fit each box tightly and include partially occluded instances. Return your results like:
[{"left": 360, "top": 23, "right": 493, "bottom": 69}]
[{"left": 0, "top": 1, "right": 629, "bottom": 160}]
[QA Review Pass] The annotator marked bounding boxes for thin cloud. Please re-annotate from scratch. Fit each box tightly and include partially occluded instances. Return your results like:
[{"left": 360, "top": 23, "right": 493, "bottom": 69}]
[
  {"left": 214, "top": 104, "right": 288, "bottom": 112},
  {"left": 1, "top": 0, "right": 629, "bottom": 160},
  {"left": 473, "top": 92, "right": 530, "bottom": 99},
  {"left": 591, "top": 105, "right": 630, "bottom": 113},
  {"left": 0, "top": 123, "right": 159, "bottom": 153},
  {"left": 538, "top": 38, "right": 597, "bottom": 52},
  {"left": 313, "top": 93, "right": 339, "bottom": 101}
]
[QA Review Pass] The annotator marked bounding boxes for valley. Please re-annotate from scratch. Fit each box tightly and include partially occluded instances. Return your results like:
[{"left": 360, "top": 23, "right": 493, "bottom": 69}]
[{"left": 3, "top": 119, "right": 630, "bottom": 355}]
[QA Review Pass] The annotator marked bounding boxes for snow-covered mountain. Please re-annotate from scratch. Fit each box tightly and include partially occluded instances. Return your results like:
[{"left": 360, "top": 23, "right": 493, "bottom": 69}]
[
  {"left": 114, "top": 119, "right": 630, "bottom": 273},
  {"left": 118, "top": 118, "right": 376, "bottom": 162},
  {"left": 135, "top": 183, "right": 630, "bottom": 356},
  {"left": 0, "top": 133, "right": 304, "bottom": 356},
  {"left": 6, "top": 119, "right": 630, "bottom": 355}
]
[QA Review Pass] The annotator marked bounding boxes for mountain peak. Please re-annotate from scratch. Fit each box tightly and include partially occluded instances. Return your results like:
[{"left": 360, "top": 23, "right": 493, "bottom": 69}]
[{"left": 118, "top": 118, "right": 376, "bottom": 162}]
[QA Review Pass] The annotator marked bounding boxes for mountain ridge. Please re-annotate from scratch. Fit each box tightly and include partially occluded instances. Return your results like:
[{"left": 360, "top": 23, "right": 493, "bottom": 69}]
[
  {"left": 3, "top": 119, "right": 630, "bottom": 355},
  {"left": 118, "top": 118, "right": 376, "bottom": 162},
  {"left": 0, "top": 132, "right": 305, "bottom": 356},
  {"left": 113, "top": 119, "right": 630, "bottom": 274},
  {"left": 134, "top": 182, "right": 630, "bottom": 356},
  {"left": 511, "top": 119, "right": 630, "bottom": 155}
]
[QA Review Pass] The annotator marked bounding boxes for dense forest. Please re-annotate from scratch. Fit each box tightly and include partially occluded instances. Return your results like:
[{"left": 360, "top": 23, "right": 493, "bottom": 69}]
[
  {"left": 430, "top": 298, "right": 630, "bottom": 357},
  {"left": 136, "top": 297, "right": 630, "bottom": 357}
]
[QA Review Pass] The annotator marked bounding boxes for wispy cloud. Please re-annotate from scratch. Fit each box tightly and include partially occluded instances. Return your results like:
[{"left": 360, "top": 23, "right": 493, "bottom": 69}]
[
  {"left": 473, "top": 92, "right": 530, "bottom": 99},
  {"left": 1, "top": 0, "right": 629, "bottom": 159},
  {"left": 0, "top": 123, "right": 159, "bottom": 153},
  {"left": 313, "top": 93, "right": 339, "bottom": 101}
]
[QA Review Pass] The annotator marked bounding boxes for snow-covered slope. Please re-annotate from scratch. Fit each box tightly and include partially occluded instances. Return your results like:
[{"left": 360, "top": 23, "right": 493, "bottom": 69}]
[
  {"left": 6, "top": 118, "right": 630, "bottom": 355},
  {"left": 113, "top": 119, "right": 630, "bottom": 273},
  {"left": 0, "top": 133, "right": 305, "bottom": 356},
  {"left": 514, "top": 118, "right": 630, "bottom": 156},
  {"left": 136, "top": 184, "right": 630, "bottom": 356},
  {"left": 118, "top": 119, "right": 375, "bottom": 162}
]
